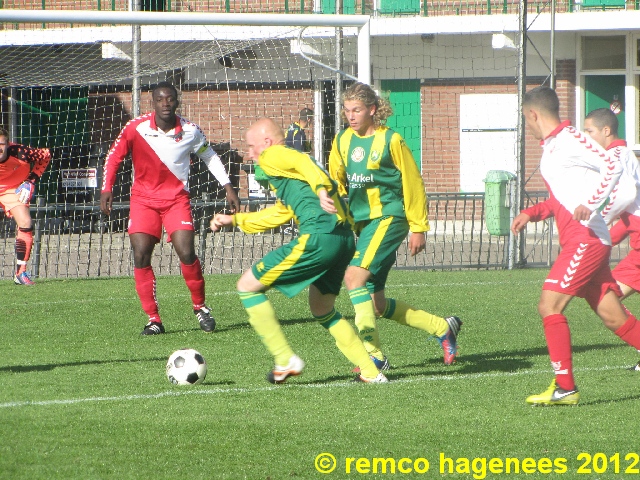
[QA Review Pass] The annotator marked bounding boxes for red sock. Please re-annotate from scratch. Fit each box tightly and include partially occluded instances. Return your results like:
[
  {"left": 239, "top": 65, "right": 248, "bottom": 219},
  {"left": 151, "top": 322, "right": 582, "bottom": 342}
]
[
  {"left": 134, "top": 266, "right": 160, "bottom": 322},
  {"left": 543, "top": 314, "right": 575, "bottom": 391},
  {"left": 181, "top": 258, "right": 205, "bottom": 309},
  {"left": 614, "top": 315, "right": 640, "bottom": 350}
]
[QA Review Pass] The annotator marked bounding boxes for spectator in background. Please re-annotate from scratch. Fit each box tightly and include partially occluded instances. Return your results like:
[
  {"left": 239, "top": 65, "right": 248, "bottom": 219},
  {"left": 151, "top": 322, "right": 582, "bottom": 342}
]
[
  {"left": 285, "top": 108, "right": 313, "bottom": 153},
  {"left": 0, "top": 127, "right": 51, "bottom": 286},
  {"left": 100, "top": 82, "right": 240, "bottom": 335}
]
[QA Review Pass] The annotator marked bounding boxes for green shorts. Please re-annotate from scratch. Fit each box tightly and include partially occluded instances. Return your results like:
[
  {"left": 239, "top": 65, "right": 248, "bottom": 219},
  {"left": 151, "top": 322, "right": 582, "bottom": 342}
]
[
  {"left": 252, "top": 226, "right": 356, "bottom": 298},
  {"left": 351, "top": 216, "right": 409, "bottom": 293}
]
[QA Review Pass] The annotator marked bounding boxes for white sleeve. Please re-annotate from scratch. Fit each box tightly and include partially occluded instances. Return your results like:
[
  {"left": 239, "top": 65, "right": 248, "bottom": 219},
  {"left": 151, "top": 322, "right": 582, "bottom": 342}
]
[
  {"left": 191, "top": 124, "right": 231, "bottom": 186},
  {"left": 198, "top": 144, "right": 231, "bottom": 186}
]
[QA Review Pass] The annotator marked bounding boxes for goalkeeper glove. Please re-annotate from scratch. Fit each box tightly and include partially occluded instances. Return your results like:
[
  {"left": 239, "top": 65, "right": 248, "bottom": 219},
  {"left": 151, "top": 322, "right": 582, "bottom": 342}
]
[{"left": 15, "top": 180, "right": 35, "bottom": 204}]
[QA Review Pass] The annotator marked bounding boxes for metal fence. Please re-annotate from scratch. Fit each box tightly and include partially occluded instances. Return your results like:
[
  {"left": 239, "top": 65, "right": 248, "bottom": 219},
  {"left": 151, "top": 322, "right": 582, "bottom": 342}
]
[{"left": 4, "top": 190, "right": 615, "bottom": 280}]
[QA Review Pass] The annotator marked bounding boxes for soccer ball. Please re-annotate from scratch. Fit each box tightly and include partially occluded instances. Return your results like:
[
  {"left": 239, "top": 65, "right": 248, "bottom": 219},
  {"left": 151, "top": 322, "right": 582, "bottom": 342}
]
[{"left": 166, "top": 349, "right": 207, "bottom": 385}]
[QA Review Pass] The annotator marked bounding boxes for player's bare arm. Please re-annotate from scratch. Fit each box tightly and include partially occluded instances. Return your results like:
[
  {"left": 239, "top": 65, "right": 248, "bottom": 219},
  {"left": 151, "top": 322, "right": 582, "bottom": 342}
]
[
  {"left": 573, "top": 204, "right": 592, "bottom": 221},
  {"left": 223, "top": 183, "right": 241, "bottom": 213},
  {"left": 511, "top": 212, "right": 531, "bottom": 234},
  {"left": 210, "top": 213, "right": 233, "bottom": 232},
  {"left": 318, "top": 188, "right": 337, "bottom": 214},
  {"left": 100, "top": 191, "right": 113, "bottom": 215},
  {"left": 408, "top": 232, "right": 426, "bottom": 256}
]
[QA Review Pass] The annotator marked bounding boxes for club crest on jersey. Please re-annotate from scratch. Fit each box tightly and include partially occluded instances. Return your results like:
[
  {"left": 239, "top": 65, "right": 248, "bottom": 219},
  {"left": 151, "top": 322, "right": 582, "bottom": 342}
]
[
  {"left": 351, "top": 146, "right": 366, "bottom": 163},
  {"left": 370, "top": 150, "right": 381, "bottom": 163},
  {"left": 174, "top": 132, "right": 184, "bottom": 143}
]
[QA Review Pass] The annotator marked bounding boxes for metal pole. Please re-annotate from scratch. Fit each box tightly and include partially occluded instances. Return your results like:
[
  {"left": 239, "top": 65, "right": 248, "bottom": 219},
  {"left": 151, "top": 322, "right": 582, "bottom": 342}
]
[
  {"left": 32, "top": 196, "right": 45, "bottom": 278},
  {"left": 314, "top": 83, "right": 323, "bottom": 167},
  {"left": 335, "top": 0, "right": 343, "bottom": 138},
  {"left": 511, "top": 0, "right": 527, "bottom": 269},
  {"left": 131, "top": 0, "right": 141, "bottom": 117},
  {"left": 550, "top": 0, "right": 556, "bottom": 89},
  {"left": 8, "top": 87, "right": 18, "bottom": 143}
]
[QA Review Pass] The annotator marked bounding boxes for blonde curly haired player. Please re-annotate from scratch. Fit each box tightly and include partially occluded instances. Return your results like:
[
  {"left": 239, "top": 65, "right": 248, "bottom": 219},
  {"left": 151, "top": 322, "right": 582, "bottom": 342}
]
[{"left": 328, "top": 82, "right": 462, "bottom": 371}]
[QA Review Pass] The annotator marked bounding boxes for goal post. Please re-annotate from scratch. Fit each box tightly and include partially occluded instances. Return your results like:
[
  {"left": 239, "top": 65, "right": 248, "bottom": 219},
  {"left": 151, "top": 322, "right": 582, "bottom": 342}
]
[{"left": 0, "top": 9, "right": 371, "bottom": 278}]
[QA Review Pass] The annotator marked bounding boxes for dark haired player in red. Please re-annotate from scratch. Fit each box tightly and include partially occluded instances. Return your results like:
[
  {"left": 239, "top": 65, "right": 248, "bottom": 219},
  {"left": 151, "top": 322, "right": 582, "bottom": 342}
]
[
  {"left": 0, "top": 127, "right": 51, "bottom": 286},
  {"left": 511, "top": 86, "right": 640, "bottom": 405},
  {"left": 101, "top": 82, "right": 240, "bottom": 335},
  {"left": 584, "top": 107, "right": 640, "bottom": 372}
]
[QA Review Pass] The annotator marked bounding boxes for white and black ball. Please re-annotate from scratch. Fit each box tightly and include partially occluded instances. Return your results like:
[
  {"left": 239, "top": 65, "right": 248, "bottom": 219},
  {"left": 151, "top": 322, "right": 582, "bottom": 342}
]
[{"left": 166, "top": 349, "right": 207, "bottom": 385}]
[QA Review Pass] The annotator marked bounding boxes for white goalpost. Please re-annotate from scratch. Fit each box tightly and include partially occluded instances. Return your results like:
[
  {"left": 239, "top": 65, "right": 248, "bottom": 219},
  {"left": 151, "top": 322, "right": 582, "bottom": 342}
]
[{"left": 0, "top": 9, "right": 372, "bottom": 278}]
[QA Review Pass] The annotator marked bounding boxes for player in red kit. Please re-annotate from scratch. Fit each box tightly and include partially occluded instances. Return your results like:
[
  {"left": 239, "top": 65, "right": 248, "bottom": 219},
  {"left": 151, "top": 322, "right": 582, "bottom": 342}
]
[
  {"left": 0, "top": 127, "right": 51, "bottom": 286},
  {"left": 101, "top": 82, "right": 240, "bottom": 335},
  {"left": 511, "top": 86, "right": 640, "bottom": 405},
  {"left": 583, "top": 107, "right": 640, "bottom": 372}
]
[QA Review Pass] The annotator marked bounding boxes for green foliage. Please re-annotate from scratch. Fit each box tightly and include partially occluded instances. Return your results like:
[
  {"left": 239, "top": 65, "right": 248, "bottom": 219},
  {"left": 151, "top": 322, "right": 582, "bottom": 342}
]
[{"left": 1, "top": 269, "right": 639, "bottom": 479}]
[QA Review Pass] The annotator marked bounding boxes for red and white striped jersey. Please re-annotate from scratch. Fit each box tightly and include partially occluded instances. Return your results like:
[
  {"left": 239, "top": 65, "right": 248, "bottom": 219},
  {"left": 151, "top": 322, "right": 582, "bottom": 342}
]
[
  {"left": 601, "top": 139, "right": 640, "bottom": 223},
  {"left": 101, "top": 112, "right": 230, "bottom": 201},
  {"left": 525, "top": 121, "right": 622, "bottom": 247}
]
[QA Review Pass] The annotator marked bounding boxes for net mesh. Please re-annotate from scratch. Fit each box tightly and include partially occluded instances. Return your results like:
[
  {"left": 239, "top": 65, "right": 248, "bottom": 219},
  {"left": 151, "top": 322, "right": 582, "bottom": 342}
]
[{"left": 0, "top": 15, "right": 563, "bottom": 277}]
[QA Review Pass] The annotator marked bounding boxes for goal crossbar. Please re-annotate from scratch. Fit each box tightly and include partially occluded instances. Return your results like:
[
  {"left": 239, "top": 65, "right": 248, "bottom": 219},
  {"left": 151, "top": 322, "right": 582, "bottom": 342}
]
[{"left": 0, "top": 9, "right": 371, "bottom": 84}]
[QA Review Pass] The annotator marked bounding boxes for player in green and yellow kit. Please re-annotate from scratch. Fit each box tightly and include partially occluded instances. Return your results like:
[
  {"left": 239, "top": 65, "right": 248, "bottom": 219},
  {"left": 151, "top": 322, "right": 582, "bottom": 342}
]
[
  {"left": 210, "top": 118, "right": 388, "bottom": 384},
  {"left": 328, "top": 82, "right": 462, "bottom": 368}
]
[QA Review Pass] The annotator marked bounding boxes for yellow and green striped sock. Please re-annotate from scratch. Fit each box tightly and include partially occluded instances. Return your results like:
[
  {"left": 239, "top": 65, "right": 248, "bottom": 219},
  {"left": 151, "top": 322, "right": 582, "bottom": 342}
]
[
  {"left": 239, "top": 291, "right": 294, "bottom": 366},
  {"left": 382, "top": 298, "right": 448, "bottom": 337},
  {"left": 349, "top": 287, "right": 384, "bottom": 361},
  {"left": 316, "top": 309, "right": 379, "bottom": 379}
]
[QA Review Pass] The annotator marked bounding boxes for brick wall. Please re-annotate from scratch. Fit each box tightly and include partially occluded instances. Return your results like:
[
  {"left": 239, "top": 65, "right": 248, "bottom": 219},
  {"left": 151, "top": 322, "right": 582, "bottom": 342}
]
[{"left": 421, "top": 61, "right": 577, "bottom": 193}]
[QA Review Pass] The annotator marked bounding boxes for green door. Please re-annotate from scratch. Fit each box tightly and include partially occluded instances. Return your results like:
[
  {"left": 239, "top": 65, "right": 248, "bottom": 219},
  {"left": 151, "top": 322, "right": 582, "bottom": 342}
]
[
  {"left": 584, "top": 75, "right": 625, "bottom": 140},
  {"left": 380, "top": 79, "right": 421, "bottom": 169}
]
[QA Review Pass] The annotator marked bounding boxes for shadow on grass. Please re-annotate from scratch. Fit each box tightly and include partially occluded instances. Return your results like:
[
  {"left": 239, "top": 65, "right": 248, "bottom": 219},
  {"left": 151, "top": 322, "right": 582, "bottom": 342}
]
[{"left": 0, "top": 357, "right": 167, "bottom": 373}]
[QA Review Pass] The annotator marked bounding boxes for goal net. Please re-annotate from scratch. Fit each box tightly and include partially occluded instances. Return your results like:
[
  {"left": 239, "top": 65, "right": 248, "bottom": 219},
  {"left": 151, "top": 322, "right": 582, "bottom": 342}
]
[
  {"left": 0, "top": 11, "right": 367, "bottom": 278},
  {"left": 0, "top": 10, "right": 547, "bottom": 278}
]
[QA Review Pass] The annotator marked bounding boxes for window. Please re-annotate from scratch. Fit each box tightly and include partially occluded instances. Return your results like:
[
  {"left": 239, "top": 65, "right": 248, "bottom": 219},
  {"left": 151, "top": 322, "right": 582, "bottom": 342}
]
[
  {"left": 141, "top": 0, "right": 166, "bottom": 11},
  {"left": 582, "top": 36, "right": 625, "bottom": 70}
]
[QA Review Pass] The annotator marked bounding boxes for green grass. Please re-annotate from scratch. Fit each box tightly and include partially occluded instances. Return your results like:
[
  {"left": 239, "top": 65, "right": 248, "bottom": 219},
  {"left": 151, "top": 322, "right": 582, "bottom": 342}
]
[{"left": 2, "top": 269, "right": 640, "bottom": 479}]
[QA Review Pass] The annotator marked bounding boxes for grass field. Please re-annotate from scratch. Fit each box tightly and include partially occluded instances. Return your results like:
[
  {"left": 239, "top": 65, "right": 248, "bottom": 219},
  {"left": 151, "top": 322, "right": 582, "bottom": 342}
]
[{"left": 2, "top": 268, "right": 640, "bottom": 479}]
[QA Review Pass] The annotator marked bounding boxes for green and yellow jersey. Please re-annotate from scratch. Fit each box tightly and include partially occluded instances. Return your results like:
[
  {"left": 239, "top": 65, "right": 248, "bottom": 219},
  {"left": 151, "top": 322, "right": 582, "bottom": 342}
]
[
  {"left": 233, "top": 144, "right": 353, "bottom": 235},
  {"left": 328, "top": 126, "right": 429, "bottom": 233}
]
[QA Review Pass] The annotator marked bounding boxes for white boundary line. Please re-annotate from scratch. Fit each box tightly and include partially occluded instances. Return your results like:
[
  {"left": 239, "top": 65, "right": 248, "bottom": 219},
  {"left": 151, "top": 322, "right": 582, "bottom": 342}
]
[{"left": 0, "top": 364, "right": 629, "bottom": 409}]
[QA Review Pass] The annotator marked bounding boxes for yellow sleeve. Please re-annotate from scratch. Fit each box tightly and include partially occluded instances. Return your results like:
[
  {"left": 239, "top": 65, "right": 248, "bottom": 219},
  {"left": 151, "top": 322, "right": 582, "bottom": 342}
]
[
  {"left": 232, "top": 201, "right": 295, "bottom": 233},
  {"left": 260, "top": 145, "right": 335, "bottom": 196},
  {"left": 389, "top": 133, "right": 430, "bottom": 233},
  {"left": 328, "top": 134, "right": 348, "bottom": 198}
]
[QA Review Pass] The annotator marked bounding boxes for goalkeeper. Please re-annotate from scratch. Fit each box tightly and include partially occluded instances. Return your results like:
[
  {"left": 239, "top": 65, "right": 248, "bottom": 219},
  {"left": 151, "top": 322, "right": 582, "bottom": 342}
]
[
  {"left": 210, "top": 118, "right": 388, "bottom": 384},
  {"left": 0, "top": 127, "right": 51, "bottom": 286}
]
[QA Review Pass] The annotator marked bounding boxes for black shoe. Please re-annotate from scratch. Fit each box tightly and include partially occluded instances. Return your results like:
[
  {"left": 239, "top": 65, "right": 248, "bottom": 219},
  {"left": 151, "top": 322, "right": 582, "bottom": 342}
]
[
  {"left": 141, "top": 321, "right": 165, "bottom": 335},
  {"left": 195, "top": 306, "right": 216, "bottom": 333}
]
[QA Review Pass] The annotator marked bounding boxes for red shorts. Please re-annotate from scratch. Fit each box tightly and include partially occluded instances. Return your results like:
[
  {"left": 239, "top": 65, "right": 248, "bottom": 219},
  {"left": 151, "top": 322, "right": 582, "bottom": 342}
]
[
  {"left": 128, "top": 194, "right": 194, "bottom": 243},
  {"left": 543, "top": 240, "right": 621, "bottom": 310},
  {"left": 612, "top": 249, "right": 640, "bottom": 292}
]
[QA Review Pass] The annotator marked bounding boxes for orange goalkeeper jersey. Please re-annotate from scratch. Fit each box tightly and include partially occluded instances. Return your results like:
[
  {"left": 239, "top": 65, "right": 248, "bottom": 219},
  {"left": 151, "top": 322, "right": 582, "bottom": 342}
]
[{"left": 0, "top": 143, "right": 51, "bottom": 191}]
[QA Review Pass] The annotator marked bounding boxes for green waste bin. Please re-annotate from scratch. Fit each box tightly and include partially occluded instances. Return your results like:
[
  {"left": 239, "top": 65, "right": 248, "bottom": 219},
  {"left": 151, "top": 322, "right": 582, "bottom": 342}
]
[{"left": 483, "top": 170, "right": 516, "bottom": 236}]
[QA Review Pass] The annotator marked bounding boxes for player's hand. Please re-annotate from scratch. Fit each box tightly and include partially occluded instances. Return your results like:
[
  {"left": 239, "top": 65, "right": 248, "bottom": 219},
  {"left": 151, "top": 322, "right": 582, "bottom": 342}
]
[
  {"left": 100, "top": 191, "right": 113, "bottom": 215},
  {"left": 408, "top": 232, "right": 426, "bottom": 256},
  {"left": 210, "top": 214, "right": 233, "bottom": 232},
  {"left": 224, "top": 184, "right": 240, "bottom": 214},
  {"left": 15, "top": 181, "right": 35, "bottom": 204},
  {"left": 511, "top": 212, "right": 531, "bottom": 234},
  {"left": 573, "top": 204, "right": 592, "bottom": 222},
  {"left": 318, "top": 189, "right": 337, "bottom": 214}
]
